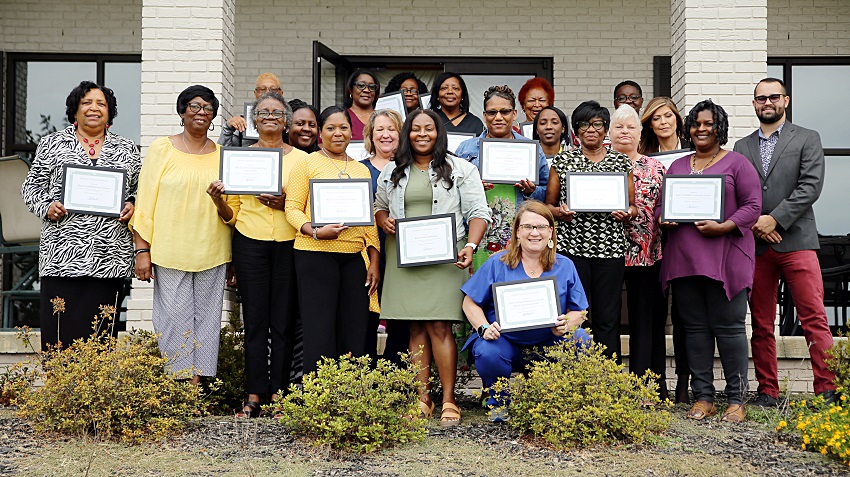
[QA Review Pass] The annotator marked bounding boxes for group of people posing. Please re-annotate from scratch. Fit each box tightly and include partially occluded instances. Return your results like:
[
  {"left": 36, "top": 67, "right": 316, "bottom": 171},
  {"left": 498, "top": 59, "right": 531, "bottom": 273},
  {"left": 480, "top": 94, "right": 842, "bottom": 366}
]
[{"left": 22, "top": 69, "right": 837, "bottom": 425}]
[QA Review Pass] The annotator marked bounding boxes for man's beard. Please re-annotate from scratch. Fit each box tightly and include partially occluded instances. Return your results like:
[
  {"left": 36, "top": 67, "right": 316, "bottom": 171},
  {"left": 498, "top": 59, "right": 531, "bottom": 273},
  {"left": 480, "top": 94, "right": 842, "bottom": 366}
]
[{"left": 757, "top": 110, "right": 783, "bottom": 124}]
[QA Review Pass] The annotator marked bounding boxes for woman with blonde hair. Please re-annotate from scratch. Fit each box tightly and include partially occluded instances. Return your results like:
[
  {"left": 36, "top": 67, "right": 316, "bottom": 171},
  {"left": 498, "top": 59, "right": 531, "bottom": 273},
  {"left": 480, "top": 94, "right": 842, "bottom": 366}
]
[{"left": 461, "top": 200, "right": 590, "bottom": 421}]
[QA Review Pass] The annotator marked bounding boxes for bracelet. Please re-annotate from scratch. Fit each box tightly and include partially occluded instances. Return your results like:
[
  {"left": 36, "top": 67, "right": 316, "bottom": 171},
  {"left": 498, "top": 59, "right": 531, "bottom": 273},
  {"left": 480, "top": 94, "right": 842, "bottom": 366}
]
[
  {"left": 133, "top": 248, "right": 150, "bottom": 257},
  {"left": 464, "top": 242, "right": 478, "bottom": 252},
  {"left": 312, "top": 226, "right": 322, "bottom": 240}
]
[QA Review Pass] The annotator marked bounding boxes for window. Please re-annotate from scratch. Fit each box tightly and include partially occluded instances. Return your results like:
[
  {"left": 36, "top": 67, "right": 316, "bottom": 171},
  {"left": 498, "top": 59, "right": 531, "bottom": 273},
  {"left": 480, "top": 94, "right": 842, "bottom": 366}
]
[{"left": 3, "top": 53, "right": 141, "bottom": 157}]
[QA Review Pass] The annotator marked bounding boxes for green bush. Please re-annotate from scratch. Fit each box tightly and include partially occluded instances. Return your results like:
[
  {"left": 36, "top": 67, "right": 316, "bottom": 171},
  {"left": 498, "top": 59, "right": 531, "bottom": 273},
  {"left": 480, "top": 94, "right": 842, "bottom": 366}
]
[
  {"left": 206, "top": 310, "right": 246, "bottom": 414},
  {"left": 9, "top": 301, "right": 205, "bottom": 444},
  {"left": 270, "top": 354, "right": 426, "bottom": 453},
  {"left": 827, "top": 331, "right": 850, "bottom": 396},
  {"left": 490, "top": 337, "right": 672, "bottom": 449}
]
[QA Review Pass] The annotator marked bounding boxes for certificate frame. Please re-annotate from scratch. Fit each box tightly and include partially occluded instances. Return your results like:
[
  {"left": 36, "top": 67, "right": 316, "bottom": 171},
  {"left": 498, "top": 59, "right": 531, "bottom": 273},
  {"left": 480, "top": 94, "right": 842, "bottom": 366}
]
[
  {"left": 309, "top": 178, "right": 374, "bottom": 227},
  {"left": 492, "top": 276, "right": 561, "bottom": 333},
  {"left": 647, "top": 148, "right": 692, "bottom": 169},
  {"left": 243, "top": 102, "right": 259, "bottom": 140},
  {"left": 419, "top": 93, "right": 431, "bottom": 110},
  {"left": 661, "top": 174, "right": 726, "bottom": 223},
  {"left": 478, "top": 137, "right": 540, "bottom": 185},
  {"left": 346, "top": 140, "right": 369, "bottom": 161},
  {"left": 61, "top": 164, "right": 127, "bottom": 217},
  {"left": 519, "top": 121, "right": 533, "bottom": 139},
  {"left": 447, "top": 132, "right": 475, "bottom": 154},
  {"left": 566, "top": 172, "right": 629, "bottom": 212},
  {"left": 219, "top": 146, "right": 283, "bottom": 195},
  {"left": 395, "top": 213, "right": 458, "bottom": 268},
  {"left": 375, "top": 91, "right": 407, "bottom": 121}
]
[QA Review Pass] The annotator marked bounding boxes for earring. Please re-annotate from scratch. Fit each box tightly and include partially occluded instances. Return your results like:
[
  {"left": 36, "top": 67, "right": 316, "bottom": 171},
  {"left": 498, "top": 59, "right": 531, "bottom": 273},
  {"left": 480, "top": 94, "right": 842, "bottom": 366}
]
[
  {"left": 180, "top": 118, "right": 184, "bottom": 127},
  {"left": 209, "top": 122, "right": 215, "bottom": 131},
  {"left": 547, "top": 239, "right": 555, "bottom": 249},
  {"left": 105, "top": 124, "right": 110, "bottom": 130},
  {"left": 73, "top": 121, "right": 78, "bottom": 128}
]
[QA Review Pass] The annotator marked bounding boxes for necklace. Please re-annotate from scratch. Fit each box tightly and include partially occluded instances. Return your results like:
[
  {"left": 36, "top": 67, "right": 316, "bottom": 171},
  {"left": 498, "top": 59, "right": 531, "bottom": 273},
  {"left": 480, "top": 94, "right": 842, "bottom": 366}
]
[
  {"left": 322, "top": 148, "right": 351, "bottom": 178},
  {"left": 181, "top": 132, "right": 208, "bottom": 155},
  {"left": 413, "top": 160, "right": 429, "bottom": 172},
  {"left": 690, "top": 149, "right": 720, "bottom": 175},
  {"left": 446, "top": 111, "right": 465, "bottom": 123},
  {"left": 76, "top": 131, "right": 105, "bottom": 157},
  {"left": 257, "top": 138, "right": 284, "bottom": 149}
]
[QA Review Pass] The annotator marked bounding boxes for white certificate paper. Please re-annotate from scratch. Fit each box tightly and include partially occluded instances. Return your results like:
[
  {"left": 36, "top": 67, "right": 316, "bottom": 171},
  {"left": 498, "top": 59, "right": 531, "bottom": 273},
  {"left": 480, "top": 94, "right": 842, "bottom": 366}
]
[
  {"left": 419, "top": 93, "right": 431, "bottom": 110},
  {"left": 220, "top": 147, "right": 282, "bottom": 195},
  {"left": 375, "top": 92, "right": 406, "bottom": 122},
  {"left": 520, "top": 121, "right": 533, "bottom": 139},
  {"left": 447, "top": 132, "right": 475, "bottom": 154},
  {"left": 309, "top": 179, "right": 374, "bottom": 227},
  {"left": 346, "top": 141, "right": 369, "bottom": 161},
  {"left": 243, "top": 102, "right": 259, "bottom": 140},
  {"left": 492, "top": 276, "right": 561, "bottom": 332},
  {"left": 661, "top": 174, "right": 725, "bottom": 222},
  {"left": 396, "top": 214, "right": 457, "bottom": 267},
  {"left": 647, "top": 149, "right": 692, "bottom": 169},
  {"left": 61, "top": 164, "right": 127, "bottom": 217},
  {"left": 566, "top": 172, "right": 629, "bottom": 212},
  {"left": 479, "top": 138, "right": 540, "bottom": 184}
]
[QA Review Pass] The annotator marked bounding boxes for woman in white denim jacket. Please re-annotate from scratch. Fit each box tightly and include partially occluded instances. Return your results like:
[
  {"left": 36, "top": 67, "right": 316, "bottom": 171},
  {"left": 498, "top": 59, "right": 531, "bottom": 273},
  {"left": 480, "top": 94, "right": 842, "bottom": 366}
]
[{"left": 375, "top": 109, "right": 491, "bottom": 426}]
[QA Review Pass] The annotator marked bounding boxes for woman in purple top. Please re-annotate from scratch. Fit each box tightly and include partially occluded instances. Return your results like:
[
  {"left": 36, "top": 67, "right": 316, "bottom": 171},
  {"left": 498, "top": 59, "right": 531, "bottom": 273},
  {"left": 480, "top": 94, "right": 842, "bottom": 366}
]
[{"left": 658, "top": 99, "right": 761, "bottom": 423}]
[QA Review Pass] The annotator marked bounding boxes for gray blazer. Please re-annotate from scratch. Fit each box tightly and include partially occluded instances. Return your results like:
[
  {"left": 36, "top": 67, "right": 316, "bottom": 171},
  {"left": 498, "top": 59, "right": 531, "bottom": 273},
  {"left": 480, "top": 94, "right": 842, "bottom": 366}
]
[{"left": 733, "top": 121, "right": 824, "bottom": 254}]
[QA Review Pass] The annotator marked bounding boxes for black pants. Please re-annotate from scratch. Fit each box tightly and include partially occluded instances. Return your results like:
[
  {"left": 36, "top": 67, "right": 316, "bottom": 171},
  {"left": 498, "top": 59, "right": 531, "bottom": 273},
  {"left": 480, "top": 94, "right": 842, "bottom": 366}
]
[
  {"left": 672, "top": 276, "right": 749, "bottom": 404},
  {"left": 624, "top": 263, "right": 667, "bottom": 389},
  {"left": 294, "top": 250, "right": 369, "bottom": 375},
  {"left": 568, "top": 255, "right": 625, "bottom": 362},
  {"left": 232, "top": 232, "right": 298, "bottom": 395},
  {"left": 40, "top": 276, "right": 125, "bottom": 350}
]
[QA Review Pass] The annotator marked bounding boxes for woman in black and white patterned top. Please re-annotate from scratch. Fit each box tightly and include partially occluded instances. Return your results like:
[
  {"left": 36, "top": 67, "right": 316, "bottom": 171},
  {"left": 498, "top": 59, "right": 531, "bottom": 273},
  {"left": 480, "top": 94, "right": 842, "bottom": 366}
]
[
  {"left": 545, "top": 100, "right": 636, "bottom": 364},
  {"left": 21, "top": 81, "right": 140, "bottom": 350}
]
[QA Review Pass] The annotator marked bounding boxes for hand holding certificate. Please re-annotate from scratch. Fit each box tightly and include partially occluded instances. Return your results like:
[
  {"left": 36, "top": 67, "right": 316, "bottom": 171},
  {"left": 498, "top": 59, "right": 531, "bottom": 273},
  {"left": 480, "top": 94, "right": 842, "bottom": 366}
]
[
  {"left": 219, "top": 147, "right": 283, "bottom": 195},
  {"left": 661, "top": 174, "right": 725, "bottom": 222},
  {"left": 566, "top": 172, "right": 629, "bottom": 212},
  {"left": 395, "top": 214, "right": 457, "bottom": 267},
  {"left": 61, "top": 164, "right": 127, "bottom": 217},
  {"left": 309, "top": 179, "right": 374, "bottom": 227},
  {"left": 492, "top": 276, "right": 561, "bottom": 332},
  {"left": 478, "top": 138, "right": 540, "bottom": 185}
]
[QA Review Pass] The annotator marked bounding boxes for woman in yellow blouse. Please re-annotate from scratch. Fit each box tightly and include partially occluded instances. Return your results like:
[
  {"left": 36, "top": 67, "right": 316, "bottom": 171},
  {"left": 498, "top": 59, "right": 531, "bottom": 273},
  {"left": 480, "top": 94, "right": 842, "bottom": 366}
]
[
  {"left": 133, "top": 85, "right": 238, "bottom": 385},
  {"left": 207, "top": 92, "right": 307, "bottom": 417},
  {"left": 284, "top": 105, "right": 381, "bottom": 375}
]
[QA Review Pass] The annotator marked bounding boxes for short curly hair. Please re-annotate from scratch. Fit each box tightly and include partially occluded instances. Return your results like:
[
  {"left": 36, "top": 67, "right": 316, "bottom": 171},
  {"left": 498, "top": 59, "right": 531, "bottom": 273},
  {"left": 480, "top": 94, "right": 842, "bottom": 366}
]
[
  {"left": 683, "top": 99, "right": 729, "bottom": 147},
  {"left": 65, "top": 81, "right": 118, "bottom": 126},
  {"left": 483, "top": 85, "right": 516, "bottom": 110},
  {"left": 518, "top": 78, "right": 554, "bottom": 108},
  {"left": 250, "top": 91, "right": 291, "bottom": 129},
  {"left": 384, "top": 72, "right": 428, "bottom": 96}
]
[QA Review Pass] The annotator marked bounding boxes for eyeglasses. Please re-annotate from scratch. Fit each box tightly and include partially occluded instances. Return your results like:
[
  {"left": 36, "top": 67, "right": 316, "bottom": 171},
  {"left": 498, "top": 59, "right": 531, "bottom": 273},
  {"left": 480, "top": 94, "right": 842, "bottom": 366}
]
[
  {"left": 254, "top": 109, "right": 286, "bottom": 119},
  {"left": 254, "top": 86, "right": 282, "bottom": 94},
  {"left": 577, "top": 120, "right": 605, "bottom": 132},
  {"left": 754, "top": 94, "right": 785, "bottom": 104},
  {"left": 483, "top": 108, "right": 514, "bottom": 118},
  {"left": 400, "top": 88, "right": 419, "bottom": 95},
  {"left": 519, "top": 224, "right": 552, "bottom": 232},
  {"left": 354, "top": 82, "right": 379, "bottom": 92},
  {"left": 187, "top": 102, "right": 215, "bottom": 115},
  {"left": 615, "top": 94, "right": 642, "bottom": 103}
]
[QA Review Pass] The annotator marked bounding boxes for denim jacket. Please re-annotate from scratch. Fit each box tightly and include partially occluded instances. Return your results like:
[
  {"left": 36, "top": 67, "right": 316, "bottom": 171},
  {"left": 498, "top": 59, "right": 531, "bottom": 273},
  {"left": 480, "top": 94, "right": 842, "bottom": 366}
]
[
  {"left": 374, "top": 155, "right": 492, "bottom": 242},
  {"left": 453, "top": 130, "right": 549, "bottom": 205}
]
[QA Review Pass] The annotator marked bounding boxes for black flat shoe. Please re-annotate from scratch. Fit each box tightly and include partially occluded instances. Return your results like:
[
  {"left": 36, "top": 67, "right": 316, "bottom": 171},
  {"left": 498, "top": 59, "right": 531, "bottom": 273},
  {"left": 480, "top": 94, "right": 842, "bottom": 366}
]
[{"left": 236, "top": 400, "right": 261, "bottom": 418}]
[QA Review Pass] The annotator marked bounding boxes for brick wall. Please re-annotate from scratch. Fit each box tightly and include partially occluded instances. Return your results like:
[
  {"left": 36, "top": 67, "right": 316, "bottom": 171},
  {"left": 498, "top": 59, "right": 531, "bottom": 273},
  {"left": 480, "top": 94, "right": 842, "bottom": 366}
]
[{"left": 768, "top": 0, "right": 850, "bottom": 56}]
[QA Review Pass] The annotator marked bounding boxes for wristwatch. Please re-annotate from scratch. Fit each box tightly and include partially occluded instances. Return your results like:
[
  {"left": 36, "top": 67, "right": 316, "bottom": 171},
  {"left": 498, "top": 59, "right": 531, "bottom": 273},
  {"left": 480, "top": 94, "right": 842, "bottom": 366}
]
[
  {"left": 464, "top": 242, "right": 478, "bottom": 253},
  {"left": 477, "top": 323, "right": 490, "bottom": 338}
]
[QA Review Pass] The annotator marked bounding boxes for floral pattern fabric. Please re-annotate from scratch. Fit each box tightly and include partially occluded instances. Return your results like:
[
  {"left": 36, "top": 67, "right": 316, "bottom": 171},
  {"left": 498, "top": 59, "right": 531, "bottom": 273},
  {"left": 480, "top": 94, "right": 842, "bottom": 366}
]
[
  {"left": 472, "top": 184, "right": 516, "bottom": 271},
  {"left": 624, "top": 156, "right": 665, "bottom": 266}
]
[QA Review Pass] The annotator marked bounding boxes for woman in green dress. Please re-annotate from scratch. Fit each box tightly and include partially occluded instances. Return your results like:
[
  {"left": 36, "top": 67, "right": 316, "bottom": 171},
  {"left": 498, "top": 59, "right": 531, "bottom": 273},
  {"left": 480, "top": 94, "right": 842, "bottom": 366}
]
[{"left": 375, "top": 109, "right": 490, "bottom": 426}]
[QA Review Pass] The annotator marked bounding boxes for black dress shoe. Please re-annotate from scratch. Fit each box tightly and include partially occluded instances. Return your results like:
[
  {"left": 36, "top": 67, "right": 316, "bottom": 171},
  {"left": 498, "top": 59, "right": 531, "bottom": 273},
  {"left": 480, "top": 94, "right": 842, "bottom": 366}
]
[
  {"left": 818, "top": 390, "right": 840, "bottom": 406},
  {"left": 749, "top": 393, "right": 779, "bottom": 408}
]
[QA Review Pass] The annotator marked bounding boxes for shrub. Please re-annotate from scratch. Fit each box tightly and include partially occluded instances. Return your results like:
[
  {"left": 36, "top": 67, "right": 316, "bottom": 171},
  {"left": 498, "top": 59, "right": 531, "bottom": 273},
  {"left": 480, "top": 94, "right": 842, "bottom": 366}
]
[
  {"left": 9, "top": 301, "right": 205, "bottom": 444},
  {"left": 206, "top": 310, "right": 246, "bottom": 414},
  {"left": 827, "top": 331, "right": 850, "bottom": 396},
  {"left": 270, "top": 353, "right": 426, "bottom": 453},
  {"left": 490, "top": 337, "right": 672, "bottom": 449}
]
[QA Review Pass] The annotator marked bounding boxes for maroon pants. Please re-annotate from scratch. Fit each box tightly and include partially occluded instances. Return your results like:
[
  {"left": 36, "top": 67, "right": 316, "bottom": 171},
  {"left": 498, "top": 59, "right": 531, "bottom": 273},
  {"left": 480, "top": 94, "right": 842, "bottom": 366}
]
[{"left": 749, "top": 248, "right": 836, "bottom": 397}]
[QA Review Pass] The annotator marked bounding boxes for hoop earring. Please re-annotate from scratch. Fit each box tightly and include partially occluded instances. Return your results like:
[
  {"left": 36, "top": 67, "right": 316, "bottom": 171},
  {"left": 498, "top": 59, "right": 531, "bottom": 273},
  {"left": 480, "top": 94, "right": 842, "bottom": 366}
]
[
  {"left": 180, "top": 118, "right": 184, "bottom": 127},
  {"left": 547, "top": 239, "right": 555, "bottom": 249},
  {"left": 209, "top": 122, "right": 215, "bottom": 131}
]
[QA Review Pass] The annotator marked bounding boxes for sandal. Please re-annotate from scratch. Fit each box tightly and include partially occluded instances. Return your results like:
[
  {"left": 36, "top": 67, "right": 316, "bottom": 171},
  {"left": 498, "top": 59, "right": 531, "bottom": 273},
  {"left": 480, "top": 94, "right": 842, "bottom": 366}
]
[
  {"left": 236, "top": 401, "right": 261, "bottom": 418},
  {"left": 439, "top": 402, "right": 462, "bottom": 427},
  {"left": 419, "top": 400, "right": 435, "bottom": 419},
  {"left": 721, "top": 404, "right": 746, "bottom": 423},
  {"left": 686, "top": 400, "right": 716, "bottom": 420}
]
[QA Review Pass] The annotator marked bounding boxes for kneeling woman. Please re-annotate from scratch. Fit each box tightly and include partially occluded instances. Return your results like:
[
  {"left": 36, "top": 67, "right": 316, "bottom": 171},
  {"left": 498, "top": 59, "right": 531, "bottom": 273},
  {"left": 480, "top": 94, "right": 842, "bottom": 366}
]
[{"left": 461, "top": 200, "right": 590, "bottom": 421}]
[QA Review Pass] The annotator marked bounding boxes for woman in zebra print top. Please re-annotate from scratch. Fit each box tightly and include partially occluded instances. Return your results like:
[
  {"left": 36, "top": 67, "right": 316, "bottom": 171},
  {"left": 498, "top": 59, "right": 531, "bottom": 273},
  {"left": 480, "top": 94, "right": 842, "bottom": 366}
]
[{"left": 21, "top": 81, "right": 141, "bottom": 350}]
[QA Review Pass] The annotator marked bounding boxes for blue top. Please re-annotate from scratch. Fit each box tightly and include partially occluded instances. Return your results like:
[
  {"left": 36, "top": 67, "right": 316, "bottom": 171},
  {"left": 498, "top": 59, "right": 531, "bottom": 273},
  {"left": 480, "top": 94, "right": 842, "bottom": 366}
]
[
  {"left": 453, "top": 130, "right": 549, "bottom": 205},
  {"left": 361, "top": 157, "right": 388, "bottom": 268},
  {"left": 461, "top": 251, "right": 588, "bottom": 347}
]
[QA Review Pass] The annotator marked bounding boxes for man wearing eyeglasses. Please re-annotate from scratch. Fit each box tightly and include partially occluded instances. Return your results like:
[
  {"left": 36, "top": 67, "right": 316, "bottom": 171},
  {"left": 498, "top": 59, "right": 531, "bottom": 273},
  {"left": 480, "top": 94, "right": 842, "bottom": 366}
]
[
  {"left": 219, "top": 72, "right": 284, "bottom": 147},
  {"left": 613, "top": 80, "right": 643, "bottom": 112},
  {"left": 734, "top": 77, "right": 838, "bottom": 407}
]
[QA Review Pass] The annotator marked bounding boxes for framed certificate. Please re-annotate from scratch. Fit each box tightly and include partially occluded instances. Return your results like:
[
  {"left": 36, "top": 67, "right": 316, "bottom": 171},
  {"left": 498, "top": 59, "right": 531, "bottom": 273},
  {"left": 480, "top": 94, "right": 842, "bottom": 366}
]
[
  {"left": 243, "top": 102, "right": 259, "bottom": 140},
  {"left": 375, "top": 92, "right": 406, "bottom": 121},
  {"left": 647, "top": 148, "right": 692, "bottom": 169},
  {"left": 309, "top": 178, "right": 374, "bottom": 227},
  {"left": 447, "top": 132, "right": 475, "bottom": 154},
  {"left": 520, "top": 121, "right": 533, "bottom": 139},
  {"left": 220, "top": 147, "right": 283, "bottom": 195},
  {"left": 395, "top": 214, "right": 458, "bottom": 268},
  {"left": 661, "top": 174, "right": 726, "bottom": 222},
  {"left": 419, "top": 93, "right": 431, "bottom": 110},
  {"left": 478, "top": 138, "right": 540, "bottom": 185},
  {"left": 61, "top": 164, "right": 127, "bottom": 217},
  {"left": 346, "top": 140, "right": 369, "bottom": 161},
  {"left": 492, "top": 276, "right": 561, "bottom": 333},
  {"left": 566, "top": 172, "right": 629, "bottom": 212}
]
